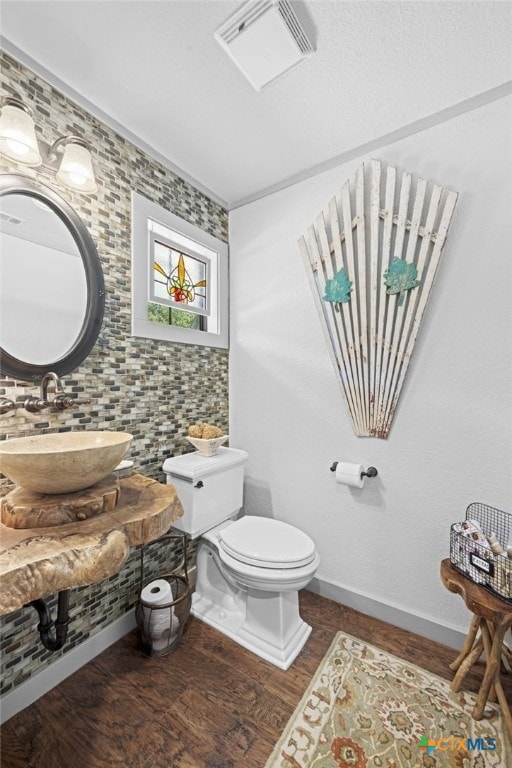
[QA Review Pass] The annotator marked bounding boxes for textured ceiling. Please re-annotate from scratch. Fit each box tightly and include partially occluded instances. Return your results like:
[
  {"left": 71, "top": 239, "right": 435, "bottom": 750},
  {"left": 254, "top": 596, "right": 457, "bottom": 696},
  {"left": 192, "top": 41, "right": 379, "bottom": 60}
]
[{"left": 1, "top": 1, "right": 511, "bottom": 208}]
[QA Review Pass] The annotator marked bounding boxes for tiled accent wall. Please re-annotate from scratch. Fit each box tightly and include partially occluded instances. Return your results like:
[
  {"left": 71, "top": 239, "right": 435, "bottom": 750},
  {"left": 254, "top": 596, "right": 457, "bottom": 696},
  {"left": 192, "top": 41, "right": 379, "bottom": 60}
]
[{"left": 0, "top": 51, "right": 229, "bottom": 696}]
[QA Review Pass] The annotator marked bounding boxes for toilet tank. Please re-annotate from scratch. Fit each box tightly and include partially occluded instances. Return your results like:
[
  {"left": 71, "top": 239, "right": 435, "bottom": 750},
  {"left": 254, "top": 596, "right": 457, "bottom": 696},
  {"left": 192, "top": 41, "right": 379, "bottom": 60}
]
[{"left": 162, "top": 447, "right": 249, "bottom": 538}]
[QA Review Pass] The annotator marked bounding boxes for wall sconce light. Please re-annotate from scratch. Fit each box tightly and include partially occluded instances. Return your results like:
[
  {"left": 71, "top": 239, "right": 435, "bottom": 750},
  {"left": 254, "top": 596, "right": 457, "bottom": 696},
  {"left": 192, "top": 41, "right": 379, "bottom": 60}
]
[
  {"left": 45, "top": 136, "right": 97, "bottom": 194},
  {"left": 0, "top": 95, "right": 97, "bottom": 194},
  {"left": 0, "top": 97, "right": 42, "bottom": 166}
]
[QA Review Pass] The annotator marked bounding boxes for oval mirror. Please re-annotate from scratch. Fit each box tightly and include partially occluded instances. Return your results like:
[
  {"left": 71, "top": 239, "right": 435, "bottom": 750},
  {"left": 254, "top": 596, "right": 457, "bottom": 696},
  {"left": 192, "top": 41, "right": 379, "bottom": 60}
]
[{"left": 0, "top": 174, "right": 104, "bottom": 381}]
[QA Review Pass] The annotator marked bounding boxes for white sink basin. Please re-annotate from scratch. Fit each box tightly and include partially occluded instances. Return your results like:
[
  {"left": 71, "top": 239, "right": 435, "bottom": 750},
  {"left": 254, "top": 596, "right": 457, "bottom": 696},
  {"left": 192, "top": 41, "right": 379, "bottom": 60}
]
[{"left": 0, "top": 431, "right": 133, "bottom": 495}]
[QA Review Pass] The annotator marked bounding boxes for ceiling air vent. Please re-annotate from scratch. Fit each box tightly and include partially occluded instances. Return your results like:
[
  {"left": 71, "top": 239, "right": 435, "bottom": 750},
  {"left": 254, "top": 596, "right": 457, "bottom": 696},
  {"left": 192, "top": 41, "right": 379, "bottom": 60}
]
[{"left": 214, "top": 0, "right": 314, "bottom": 91}]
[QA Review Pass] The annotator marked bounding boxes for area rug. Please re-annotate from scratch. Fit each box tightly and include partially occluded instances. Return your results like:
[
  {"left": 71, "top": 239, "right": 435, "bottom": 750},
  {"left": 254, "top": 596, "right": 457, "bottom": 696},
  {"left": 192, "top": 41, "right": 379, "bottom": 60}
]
[{"left": 265, "top": 631, "right": 510, "bottom": 767}]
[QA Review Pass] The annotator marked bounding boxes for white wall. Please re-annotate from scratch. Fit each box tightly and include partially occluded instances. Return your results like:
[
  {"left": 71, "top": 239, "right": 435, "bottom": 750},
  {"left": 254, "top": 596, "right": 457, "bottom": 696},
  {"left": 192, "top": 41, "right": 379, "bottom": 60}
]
[
  {"left": 229, "top": 95, "right": 512, "bottom": 640},
  {"left": 0, "top": 233, "right": 86, "bottom": 365}
]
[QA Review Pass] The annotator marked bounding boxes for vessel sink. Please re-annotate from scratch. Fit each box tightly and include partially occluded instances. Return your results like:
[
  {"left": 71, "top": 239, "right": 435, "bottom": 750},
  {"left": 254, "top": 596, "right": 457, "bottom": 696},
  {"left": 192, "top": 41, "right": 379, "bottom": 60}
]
[{"left": 0, "top": 431, "right": 133, "bottom": 495}]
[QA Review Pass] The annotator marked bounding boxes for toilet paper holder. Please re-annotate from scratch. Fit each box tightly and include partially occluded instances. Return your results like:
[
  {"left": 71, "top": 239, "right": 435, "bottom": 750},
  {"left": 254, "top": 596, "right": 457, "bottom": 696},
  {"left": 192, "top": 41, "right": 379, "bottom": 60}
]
[{"left": 330, "top": 462, "right": 378, "bottom": 479}]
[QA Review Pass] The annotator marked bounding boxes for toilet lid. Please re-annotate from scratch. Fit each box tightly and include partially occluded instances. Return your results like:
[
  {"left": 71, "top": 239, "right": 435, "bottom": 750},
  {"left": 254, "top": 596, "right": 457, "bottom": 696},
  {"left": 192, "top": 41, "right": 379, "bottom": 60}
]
[{"left": 219, "top": 517, "right": 316, "bottom": 569}]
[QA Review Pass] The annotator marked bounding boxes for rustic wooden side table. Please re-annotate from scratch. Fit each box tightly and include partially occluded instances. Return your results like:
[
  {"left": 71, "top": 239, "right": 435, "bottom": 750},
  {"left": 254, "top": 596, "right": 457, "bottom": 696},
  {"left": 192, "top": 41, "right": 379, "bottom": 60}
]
[{"left": 440, "top": 558, "right": 512, "bottom": 741}]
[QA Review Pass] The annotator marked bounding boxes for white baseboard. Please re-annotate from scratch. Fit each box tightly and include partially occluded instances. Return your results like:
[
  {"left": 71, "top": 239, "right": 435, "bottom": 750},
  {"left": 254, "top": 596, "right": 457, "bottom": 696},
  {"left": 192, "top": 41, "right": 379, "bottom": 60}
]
[
  {"left": 0, "top": 610, "right": 137, "bottom": 724},
  {"left": 307, "top": 576, "right": 466, "bottom": 651},
  {"left": 0, "top": 565, "right": 197, "bottom": 725},
  {"left": 187, "top": 564, "right": 197, "bottom": 587}
]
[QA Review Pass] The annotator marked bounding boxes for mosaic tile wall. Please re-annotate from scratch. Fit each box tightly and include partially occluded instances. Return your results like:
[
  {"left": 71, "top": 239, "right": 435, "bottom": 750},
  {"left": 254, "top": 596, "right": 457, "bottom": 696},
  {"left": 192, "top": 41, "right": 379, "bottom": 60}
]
[{"left": 0, "top": 51, "right": 229, "bottom": 696}]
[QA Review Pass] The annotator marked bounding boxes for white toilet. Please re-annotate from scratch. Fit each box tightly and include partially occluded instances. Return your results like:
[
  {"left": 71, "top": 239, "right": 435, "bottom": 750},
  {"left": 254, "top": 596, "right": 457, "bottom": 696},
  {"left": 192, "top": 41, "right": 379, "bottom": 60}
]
[{"left": 163, "top": 447, "right": 319, "bottom": 669}]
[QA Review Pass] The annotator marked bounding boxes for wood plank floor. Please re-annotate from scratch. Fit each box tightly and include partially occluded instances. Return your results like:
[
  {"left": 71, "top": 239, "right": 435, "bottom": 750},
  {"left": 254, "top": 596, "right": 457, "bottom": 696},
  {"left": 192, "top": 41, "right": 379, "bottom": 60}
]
[{"left": 1, "top": 590, "right": 511, "bottom": 767}]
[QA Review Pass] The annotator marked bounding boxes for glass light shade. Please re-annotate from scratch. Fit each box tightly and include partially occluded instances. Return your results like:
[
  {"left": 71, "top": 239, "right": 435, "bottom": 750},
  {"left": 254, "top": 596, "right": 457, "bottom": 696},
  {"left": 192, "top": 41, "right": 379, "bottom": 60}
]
[
  {"left": 0, "top": 104, "right": 42, "bottom": 166},
  {"left": 56, "top": 141, "right": 97, "bottom": 193}
]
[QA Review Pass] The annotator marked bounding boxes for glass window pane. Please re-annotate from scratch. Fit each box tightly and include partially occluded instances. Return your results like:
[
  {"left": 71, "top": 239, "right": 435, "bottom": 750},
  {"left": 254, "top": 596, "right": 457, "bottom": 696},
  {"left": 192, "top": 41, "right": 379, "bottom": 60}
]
[
  {"left": 147, "top": 301, "right": 203, "bottom": 329},
  {"left": 153, "top": 240, "right": 208, "bottom": 313}
]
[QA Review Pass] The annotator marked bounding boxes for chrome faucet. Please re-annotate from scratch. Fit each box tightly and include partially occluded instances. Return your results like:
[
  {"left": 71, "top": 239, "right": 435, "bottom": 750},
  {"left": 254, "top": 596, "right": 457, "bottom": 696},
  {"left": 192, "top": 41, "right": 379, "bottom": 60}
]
[
  {"left": 24, "top": 371, "right": 82, "bottom": 413},
  {"left": 0, "top": 397, "right": 15, "bottom": 415},
  {"left": 41, "top": 372, "right": 65, "bottom": 400},
  {"left": 24, "top": 373, "right": 56, "bottom": 413},
  {"left": 24, "top": 372, "right": 89, "bottom": 412},
  {"left": 41, "top": 372, "right": 75, "bottom": 410}
]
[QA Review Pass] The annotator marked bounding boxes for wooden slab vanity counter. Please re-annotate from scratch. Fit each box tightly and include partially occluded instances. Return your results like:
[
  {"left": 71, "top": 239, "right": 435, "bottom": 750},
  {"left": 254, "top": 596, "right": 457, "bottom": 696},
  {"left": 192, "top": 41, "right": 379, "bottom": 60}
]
[{"left": 0, "top": 474, "right": 183, "bottom": 617}]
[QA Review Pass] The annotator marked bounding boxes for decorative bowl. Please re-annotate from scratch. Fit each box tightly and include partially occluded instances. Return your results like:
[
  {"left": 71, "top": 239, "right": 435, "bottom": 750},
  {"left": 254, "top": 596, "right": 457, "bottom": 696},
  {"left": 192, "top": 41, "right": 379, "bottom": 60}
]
[
  {"left": 0, "top": 431, "right": 133, "bottom": 495},
  {"left": 185, "top": 435, "right": 228, "bottom": 457}
]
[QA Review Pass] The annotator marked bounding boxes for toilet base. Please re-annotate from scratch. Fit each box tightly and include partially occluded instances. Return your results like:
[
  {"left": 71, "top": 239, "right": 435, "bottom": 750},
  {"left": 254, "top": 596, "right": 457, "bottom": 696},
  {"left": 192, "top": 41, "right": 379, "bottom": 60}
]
[{"left": 191, "top": 589, "right": 312, "bottom": 670}]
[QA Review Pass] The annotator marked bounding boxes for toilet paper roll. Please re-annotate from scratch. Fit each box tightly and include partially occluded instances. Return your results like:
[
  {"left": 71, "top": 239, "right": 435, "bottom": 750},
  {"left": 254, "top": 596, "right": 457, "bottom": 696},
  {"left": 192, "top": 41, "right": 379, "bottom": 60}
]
[
  {"left": 141, "top": 579, "right": 172, "bottom": 605},
  {"left": 140, "top": 579, "right": 176, "bottom": 641},
  {"left": 335, "top": 462, "right": 364, "bottom": 489},
  {"left": 146, "top": 609, "right": 175, "bottom": 637}
]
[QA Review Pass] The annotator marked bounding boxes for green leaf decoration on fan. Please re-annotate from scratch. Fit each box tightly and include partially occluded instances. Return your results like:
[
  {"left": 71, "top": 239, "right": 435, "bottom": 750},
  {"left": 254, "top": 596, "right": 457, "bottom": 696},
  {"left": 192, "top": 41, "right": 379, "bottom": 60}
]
[
  {"left": 384, "top": 257, "right": 421, "bottom": 305},
  {"left": 323, "top": 268, "right": 352, "bottom": 305}
]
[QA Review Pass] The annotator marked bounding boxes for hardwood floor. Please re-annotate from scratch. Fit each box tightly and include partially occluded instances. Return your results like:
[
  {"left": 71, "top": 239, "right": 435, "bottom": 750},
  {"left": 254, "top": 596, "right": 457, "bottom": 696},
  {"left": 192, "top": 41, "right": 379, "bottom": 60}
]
[{"left": 1, "top": 590, "right": 511, "bottom": 767}]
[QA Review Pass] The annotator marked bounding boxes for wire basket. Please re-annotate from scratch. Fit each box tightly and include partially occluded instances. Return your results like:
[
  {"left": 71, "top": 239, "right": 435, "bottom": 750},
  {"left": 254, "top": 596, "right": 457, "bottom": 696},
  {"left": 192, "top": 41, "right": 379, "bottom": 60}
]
[
  {"left": 135, "top": 533, "right": 192, "bottom": 657},
  {"left": 450, "top": 502, "right": 512, "bottom": 603}
]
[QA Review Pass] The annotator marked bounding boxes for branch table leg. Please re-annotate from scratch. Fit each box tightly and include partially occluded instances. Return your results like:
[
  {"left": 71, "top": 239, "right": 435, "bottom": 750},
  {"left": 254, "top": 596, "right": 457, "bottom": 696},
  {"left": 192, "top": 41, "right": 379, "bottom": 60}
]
[
  {"left": 450, "top": 614, "right": 481, "bottom": 672},
  {"left": 492, "top": 678, "right": 512, "bottom": 742},
  {"left": 451, "top": 638, "right": 484, "bottom": 694},
  {"left": 473, "top": 624, "right": 508, "bottom": 720},
  {"left": 480, "top": 620, "right": 497, "bottom": 703}
]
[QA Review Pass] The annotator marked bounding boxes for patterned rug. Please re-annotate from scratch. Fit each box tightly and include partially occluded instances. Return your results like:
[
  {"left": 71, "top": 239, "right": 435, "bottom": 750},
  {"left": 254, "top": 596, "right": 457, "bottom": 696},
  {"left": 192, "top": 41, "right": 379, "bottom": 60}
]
[{"left": 265, "top": 631, "right": 510, "bottom": 768}]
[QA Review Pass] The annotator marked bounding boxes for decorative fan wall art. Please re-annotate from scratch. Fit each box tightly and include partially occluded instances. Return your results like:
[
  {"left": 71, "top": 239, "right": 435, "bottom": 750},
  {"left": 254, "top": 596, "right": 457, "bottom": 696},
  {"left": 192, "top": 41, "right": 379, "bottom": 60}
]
[{"left": 298, "top": 159, "right": 458, "bottom": 438}]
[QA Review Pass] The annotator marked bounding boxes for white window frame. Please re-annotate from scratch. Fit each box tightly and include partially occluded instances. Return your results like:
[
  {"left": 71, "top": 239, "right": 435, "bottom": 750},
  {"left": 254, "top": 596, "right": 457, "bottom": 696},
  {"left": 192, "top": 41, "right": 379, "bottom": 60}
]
[
  {"left": 149, "top": 230, "right": 212, "bottom": 318},
  {"left": 131, "top": 192, "right": 228, "bottom": 348}
]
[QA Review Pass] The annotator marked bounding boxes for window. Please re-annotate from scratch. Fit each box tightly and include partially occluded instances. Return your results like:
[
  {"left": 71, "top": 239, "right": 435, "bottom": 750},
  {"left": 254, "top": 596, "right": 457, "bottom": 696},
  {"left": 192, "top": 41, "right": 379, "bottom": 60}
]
[{"left": 131, "top": 192, "right": 228, "bottom": 348}]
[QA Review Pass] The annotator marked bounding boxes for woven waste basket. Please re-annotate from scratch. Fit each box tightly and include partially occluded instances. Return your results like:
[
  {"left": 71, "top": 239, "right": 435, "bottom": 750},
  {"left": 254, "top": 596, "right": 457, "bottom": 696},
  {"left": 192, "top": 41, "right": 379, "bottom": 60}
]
[{"left": 136, "top": 532, "right": 192, "bottom": 657}]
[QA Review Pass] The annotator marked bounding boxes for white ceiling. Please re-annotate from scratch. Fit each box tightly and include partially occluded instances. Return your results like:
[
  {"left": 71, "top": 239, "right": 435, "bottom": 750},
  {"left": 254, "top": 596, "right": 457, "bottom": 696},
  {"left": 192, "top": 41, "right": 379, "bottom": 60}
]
[{"left": 1, "top": 1, "right": 511, "bottom": 208}]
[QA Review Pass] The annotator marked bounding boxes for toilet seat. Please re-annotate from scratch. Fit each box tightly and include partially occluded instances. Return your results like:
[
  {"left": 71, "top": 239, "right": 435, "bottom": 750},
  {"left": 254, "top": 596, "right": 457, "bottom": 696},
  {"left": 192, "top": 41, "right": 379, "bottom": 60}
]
[{"left": 219, "top": 517, "right": 316, "bottom": 569}]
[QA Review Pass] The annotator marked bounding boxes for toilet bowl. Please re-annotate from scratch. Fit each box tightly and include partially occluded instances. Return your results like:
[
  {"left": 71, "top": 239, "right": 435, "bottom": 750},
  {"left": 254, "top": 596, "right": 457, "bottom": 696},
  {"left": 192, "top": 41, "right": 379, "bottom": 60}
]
[
  {"left": 217, "top": 516, "right": 318, "bottom": 591},
  {"left": 163, "top": 448, "right": 319, "bottom": 669}
]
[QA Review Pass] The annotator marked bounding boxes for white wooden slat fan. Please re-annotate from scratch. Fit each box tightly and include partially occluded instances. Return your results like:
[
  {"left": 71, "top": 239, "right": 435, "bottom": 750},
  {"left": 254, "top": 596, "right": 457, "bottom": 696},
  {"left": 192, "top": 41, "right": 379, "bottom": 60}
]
[{"left": 298, "top": 159, "right": 458, "bottom": 439}]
